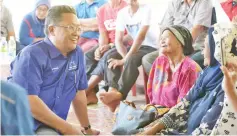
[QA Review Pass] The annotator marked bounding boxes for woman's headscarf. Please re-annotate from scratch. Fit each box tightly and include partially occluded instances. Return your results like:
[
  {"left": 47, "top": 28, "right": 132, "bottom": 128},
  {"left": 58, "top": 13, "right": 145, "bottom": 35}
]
[
  {"left": 32, "top": 0, "right": 51, "bottom": 25},
  {"left": 213, "top": 22, "right": 237, "bottom": 65},
  {"left": 162, "top": 25, "right": 194, "bottom": 55},
  {"left": 184, "top": 27, "right": 224, "bottom": 134}
]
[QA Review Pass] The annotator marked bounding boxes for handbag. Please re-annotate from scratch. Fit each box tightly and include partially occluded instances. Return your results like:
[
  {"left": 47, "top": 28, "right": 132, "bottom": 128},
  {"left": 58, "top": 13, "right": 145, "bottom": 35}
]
[{"left": 112, "top": 101, "right": 159, "bottom": 135}]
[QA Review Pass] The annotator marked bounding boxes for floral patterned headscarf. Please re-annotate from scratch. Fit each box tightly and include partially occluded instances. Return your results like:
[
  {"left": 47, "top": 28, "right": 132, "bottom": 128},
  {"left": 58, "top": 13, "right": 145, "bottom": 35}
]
[{"left": 213, "top": 23, "right": 237, "bottom": 65}]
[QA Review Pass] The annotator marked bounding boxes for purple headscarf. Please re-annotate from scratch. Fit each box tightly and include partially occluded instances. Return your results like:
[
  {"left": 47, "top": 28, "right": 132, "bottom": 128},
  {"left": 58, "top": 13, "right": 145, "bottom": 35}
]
[{"left": 32, "top": 0, "right": 51, "bottom": 25}]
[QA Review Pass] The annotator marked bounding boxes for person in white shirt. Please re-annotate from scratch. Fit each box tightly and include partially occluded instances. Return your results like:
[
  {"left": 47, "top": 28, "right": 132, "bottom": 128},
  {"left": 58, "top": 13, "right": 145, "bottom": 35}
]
[{"left": 99, "top": 0, "right": 158, "bottom": 112}]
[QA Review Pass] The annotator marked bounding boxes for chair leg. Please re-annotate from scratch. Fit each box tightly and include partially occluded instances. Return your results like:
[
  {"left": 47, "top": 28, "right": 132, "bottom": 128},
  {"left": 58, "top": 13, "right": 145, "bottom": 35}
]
[
  {"left": 132, "top": 84, "right": 136, "bottom": 96},
  {"left": 143, "top": 68, "right": 149, "bottom": 104}
]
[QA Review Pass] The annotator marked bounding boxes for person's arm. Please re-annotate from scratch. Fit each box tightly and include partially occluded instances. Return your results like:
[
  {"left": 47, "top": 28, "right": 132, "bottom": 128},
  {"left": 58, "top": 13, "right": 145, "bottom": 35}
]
[
  {"left": 72, "top": 91, "right": 94, "bottom": 134},
  {"left": 191, "top": 0, "right": 212, "bottom": 43},
  {"left": 5, "top": 7, "right": 15, "bottom": 40},
  {"left": 123, "top": 26, "right": 149, "bottom": 61},
  {"left": 191, "top": 25, "right": 206, "bottom": 43},
  {"left": 29, "top": 96, "right": 81, "bottom": 134},
  {"left": 115, "top": 11, "right": 127, "bottom": 57},
  {"left": 123, "top": 7, "right": 152, "bottom": 61},
  {"left": 79, "top": 18, "right": 98, "bottom": 31},
  {"left": 94, "top": 7, "right": 110, "bottom": 60},
  {"left": 221, "top": 62, "right": 237, "bottom": 112},
  {"left": 139, "top": 121, "right": 165, "bottom": 135},
  {"left": 191, "top": 84, "right": 224, "bottom": 135}
]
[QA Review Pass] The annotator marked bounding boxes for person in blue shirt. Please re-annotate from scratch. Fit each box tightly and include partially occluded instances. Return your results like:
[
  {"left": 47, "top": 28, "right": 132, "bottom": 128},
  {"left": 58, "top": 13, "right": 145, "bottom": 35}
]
[
  {"left": 18, "top": 0, "right": 51, "bottom": 49},
  {"left": 75, "top": 0, "right": 107, "bottom": 52},
  {"left": 1, "top": 80, "right": 34, "bottom": 135},
  {"left": 9, "top": 5, "right": 99, "bottom": 135}
]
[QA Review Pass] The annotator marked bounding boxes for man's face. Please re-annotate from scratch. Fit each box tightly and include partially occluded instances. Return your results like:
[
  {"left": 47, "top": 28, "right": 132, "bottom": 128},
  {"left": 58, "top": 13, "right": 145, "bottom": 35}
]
[{"left": 52, "top": 13, "right": 81, "bottom": 53}]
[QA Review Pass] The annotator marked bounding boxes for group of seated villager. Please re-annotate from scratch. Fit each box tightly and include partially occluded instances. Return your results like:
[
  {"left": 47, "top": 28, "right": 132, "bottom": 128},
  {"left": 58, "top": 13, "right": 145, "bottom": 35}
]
[{"left": 1, "top": 0, "right": 237, "bottom": 135}]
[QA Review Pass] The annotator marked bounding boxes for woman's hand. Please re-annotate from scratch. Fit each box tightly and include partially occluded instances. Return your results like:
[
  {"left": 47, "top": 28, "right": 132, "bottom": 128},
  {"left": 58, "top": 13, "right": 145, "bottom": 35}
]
[{"left": 221, "top": 62, "right": 237, "bottom": 93}]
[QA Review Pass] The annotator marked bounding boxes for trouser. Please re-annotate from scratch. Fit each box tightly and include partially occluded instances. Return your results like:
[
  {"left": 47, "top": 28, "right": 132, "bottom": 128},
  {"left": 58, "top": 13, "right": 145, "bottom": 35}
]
[
  {"left": 35, "top": 126, "right": 59, "bottom": 135},
  {"left": 104, "top": 46, "right": 157, "bottom": 99},
  {"left": 85, "top": 45, "right": 115, "bottom": 92},
  {"left": 142, "top": 50, "right": 159, "bottom": 75}
]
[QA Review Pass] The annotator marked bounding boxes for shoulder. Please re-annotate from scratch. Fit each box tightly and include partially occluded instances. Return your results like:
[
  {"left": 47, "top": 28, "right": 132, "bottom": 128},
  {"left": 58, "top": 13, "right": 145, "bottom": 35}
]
[
  {"left": 22, "top": 13, "right": 33, "bottom": 22},
  {"left": 20, "top": 41, "right": 48, "bottom": 60},
  {"left": 156, "top": 55, "right": 169, "bottom": 64},
  {"left": 182, "top": 57, "right": 202, "bottom": 72},
  {"left": 118, "top": 6, "right": 129, "bottom": 15}
]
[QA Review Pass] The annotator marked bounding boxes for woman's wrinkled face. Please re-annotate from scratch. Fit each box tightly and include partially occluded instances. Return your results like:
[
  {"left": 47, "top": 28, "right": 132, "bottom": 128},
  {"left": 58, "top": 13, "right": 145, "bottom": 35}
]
[
  {"left": 35, "top": 5, "right": 48, "bottom": 20},
  {"left": 203, "top": 36, "right": 211, "bottom": 66},
  {"left": 159, "top": 30, "right": 183, "bottom": 55}
]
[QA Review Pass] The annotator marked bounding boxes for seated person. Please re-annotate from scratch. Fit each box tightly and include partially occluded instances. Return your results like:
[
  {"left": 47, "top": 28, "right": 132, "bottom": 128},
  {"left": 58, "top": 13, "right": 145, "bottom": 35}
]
[
  {"left": 75, "top": 0, "right": 107, "bottom": 52},
  {"left": 8, "top": 5, "right": 98, "bottom": 135},
  {"left": 147, "top": 25, "right": 201, "bottom": 108},
  {"left": 142, "top": 0, "right": 213, "bottom": 74},
  {"left": 19, "top": 0, "right": 50, "bottom": 48},
  {"left": 85, "top": 0, "right": 127, "bottom": 105},
  {"left": 211, "top": 22, "right": 237, "bottom": 135},
  {"left": 139, "top": 27, "right": 224, "bottom": 135},
  {"left": 1, "top": 80, "right": 34, "bottom": 135},
  {"left": 0, "top": 0, "right": 19, "bottom": 54},
  {"left": 98, "top": 0, "right": 158, "bottom": 112}
]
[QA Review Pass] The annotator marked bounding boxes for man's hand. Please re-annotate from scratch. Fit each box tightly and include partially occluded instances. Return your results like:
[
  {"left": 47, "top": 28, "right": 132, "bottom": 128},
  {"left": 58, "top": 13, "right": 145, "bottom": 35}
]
[
  {"left": 99, "top": 44, "right": 111, "bottom": 54},
  {"left": 107, "top": 58, "right": 125, "bottom": 69},
  {"left": 94, "top": 47, "right": 102, "bottom": 61},
  {"left": 82, "top": 128, "right": 100, "bottom": 135},
  {"left": 62, "top": 124, "right": 82, "bottom": 135}
]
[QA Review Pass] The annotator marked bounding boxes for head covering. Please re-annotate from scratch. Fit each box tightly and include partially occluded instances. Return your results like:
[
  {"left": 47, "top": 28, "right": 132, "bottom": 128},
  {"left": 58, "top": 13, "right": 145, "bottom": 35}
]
[
  {"left": 163, "top": 25, "right": 194, "bottom": 55},
  {"left": 32, "top": 0, "right": 51, "bottom": 24},
  {"left": 185, "top": 27, "right": 224, "bottom": 134},
  {"left": 213, "top": 22, "right": 237, "bottom": 65},
  {"left": 35, "top": 0, "right": 51, "bottom": 9}
]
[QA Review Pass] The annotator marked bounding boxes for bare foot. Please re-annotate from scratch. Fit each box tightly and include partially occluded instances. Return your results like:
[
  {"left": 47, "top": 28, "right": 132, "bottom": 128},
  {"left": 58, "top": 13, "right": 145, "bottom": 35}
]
[
  {"left": 99, "top": 90, "right": 122, "bottom": 112},
  {"left": 101, "top": 99, "right": 120, "bottom": 112},
  {"left": 86, "top": 90, "right": 98, "bottom": 105},
  {"left": 99, "top": 90, "right": 122, "bottom": 104}
]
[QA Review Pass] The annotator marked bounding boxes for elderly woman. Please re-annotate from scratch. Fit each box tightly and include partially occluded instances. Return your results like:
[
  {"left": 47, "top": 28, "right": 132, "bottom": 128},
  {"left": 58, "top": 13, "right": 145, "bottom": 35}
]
[
  {"left": 19, "top": 0, "right": 51, "bottom": 47},
  {"left": 147, "top": 25, "right": 201, "bottom": 108},
  {"left": 139, "top": 27, "right": 225, "bottom": 135}
]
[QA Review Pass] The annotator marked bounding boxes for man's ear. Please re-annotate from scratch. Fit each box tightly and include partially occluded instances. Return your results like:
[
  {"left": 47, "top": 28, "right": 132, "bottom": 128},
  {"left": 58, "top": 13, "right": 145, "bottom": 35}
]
[{"left": 48, "top": 26, "right": 56, "bottom": 36}]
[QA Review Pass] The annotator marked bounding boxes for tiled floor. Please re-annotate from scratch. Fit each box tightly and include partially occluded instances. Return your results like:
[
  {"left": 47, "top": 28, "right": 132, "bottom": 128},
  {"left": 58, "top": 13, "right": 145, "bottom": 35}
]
[{"left": 67, "top": 88, "right": 146, "bottom": 135}]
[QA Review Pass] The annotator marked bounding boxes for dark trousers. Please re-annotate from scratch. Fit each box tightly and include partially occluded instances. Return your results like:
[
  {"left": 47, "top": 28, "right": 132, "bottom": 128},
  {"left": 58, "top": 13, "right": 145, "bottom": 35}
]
[{"left": 104, "top": 46, "right": 156, "bottom": 99}]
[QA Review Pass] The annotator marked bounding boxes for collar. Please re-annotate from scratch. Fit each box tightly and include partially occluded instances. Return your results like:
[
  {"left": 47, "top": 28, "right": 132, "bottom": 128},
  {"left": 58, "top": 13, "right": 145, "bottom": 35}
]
[
  {"left": 181, "top": 0, "right": 196, "bottom": 4},
  {"left": 44, "top": 38, "right": 63, "bottom": 59},
  {"left": 80, "top": 0, "right": 99, "bottom": 5}
]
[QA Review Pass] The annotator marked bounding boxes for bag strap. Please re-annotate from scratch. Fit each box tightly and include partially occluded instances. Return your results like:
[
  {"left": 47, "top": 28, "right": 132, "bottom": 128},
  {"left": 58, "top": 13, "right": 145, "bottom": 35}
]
[
  {"left": 123, "top": 100, "right": 136, "bottom": 108},
  {"left": 24, "top": 19, "right": 35, "bottom": 38},
  {"left": 144, "top": 104, "right": 159, "bottom": 113}
]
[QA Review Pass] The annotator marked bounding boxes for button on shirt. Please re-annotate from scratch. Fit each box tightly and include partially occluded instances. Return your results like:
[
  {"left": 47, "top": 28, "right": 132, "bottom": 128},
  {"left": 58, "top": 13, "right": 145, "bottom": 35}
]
[
  {"left": 75, "top": 0, "right": 107, "bottom": 39},
  {"left": 8, "top": 38, "right": 88, "bottom": 131}
]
